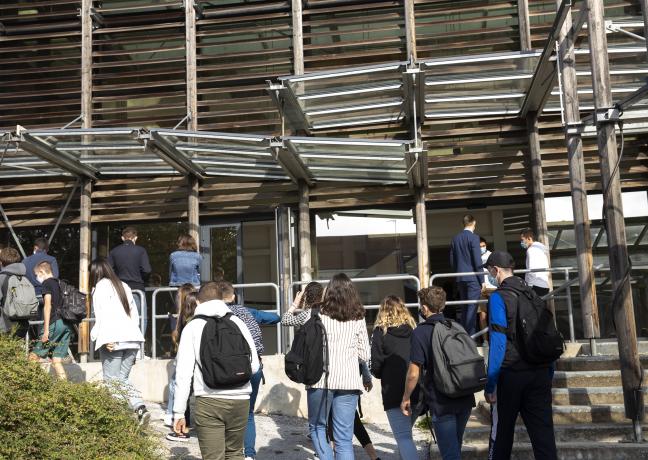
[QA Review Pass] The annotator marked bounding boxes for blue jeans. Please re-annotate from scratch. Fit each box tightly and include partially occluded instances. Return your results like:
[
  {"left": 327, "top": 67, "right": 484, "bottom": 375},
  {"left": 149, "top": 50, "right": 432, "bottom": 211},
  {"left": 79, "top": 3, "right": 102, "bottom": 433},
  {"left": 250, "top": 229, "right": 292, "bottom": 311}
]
[
  {"left": 100, "top": 347, "right": 144, "bottom": 410},
  {"left": 244, "top": 367, "right": 264, "bottom": 457},
  {"left": 166, "top": 367, "right": 176, "bottom": 416},
  {"left": 386, "top": 408, "right": 418, "bottom": 460},
  {"left": 132, "top": 293, "right": 147, "bottom": 337},
  {"left": 432, "top": 408, "right": 472, "bottom": 460},
  {"left": 307, "top": 388, "right": 358, "bottom": 460}
]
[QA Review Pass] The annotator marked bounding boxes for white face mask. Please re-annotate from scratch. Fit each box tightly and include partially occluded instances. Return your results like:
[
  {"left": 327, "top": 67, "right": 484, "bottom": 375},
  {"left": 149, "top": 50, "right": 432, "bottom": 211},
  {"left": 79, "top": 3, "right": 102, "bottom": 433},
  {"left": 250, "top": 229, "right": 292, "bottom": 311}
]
[{"left": 36, "top": 275, "right": 46, "bottom": 284}]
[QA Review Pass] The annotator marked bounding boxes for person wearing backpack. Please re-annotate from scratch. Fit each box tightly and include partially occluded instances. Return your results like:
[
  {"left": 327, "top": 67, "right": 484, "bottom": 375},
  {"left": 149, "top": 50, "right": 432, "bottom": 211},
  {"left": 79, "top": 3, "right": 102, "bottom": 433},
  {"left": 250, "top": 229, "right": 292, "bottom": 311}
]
[
  {"left": 172, "top": 281, "right": 260, "bottom": 460},
  {"left": 401, "top": 286, "right": 476, "bottom": 460},
  {"left": 484, "top": 251, "right": 558, "bottom": 460},
  {"left": 29, "top": 261, "right": 71, "bottom": 380},
  {"left": 22, "top": 237, "right": 59, "bottom": 300},
  {"left": 0, "top": 247, "right": 34, "bottom": 337},
  {"left": 305, "top": 273, "right": 371, "bottom": 460},
  {"left": 90, "top": 258, "right": 149, "bottom": 426}
]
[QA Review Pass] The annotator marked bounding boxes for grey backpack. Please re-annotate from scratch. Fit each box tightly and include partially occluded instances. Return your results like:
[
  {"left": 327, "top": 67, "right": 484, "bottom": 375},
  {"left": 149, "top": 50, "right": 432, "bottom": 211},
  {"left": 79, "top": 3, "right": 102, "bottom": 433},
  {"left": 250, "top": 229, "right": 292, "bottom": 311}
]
[
  {"left": 2, "top": 274, "right": 39, "bottom": 320},
  {"left": 430, "top": 319, "right": 487, "bottom": 398}
]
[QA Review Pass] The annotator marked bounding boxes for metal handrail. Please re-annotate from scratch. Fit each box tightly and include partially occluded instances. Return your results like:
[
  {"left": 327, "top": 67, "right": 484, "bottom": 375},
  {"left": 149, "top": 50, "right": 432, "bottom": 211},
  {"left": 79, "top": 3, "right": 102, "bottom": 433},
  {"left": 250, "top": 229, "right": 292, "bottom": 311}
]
[
  {"left": 150, "top": 282, "right": 281, "bottom": 359},
  {"left": 290, "top": 274, "right": 421, "bottom": 310}
]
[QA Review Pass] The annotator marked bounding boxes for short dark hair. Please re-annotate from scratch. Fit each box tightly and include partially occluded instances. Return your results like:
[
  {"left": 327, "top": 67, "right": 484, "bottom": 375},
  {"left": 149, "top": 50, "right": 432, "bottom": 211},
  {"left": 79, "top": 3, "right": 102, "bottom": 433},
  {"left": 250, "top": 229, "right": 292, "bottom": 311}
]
[
  {"left": 463, "top": 214, "right": 476, "bottom": 227},
  {"left": 0, "top": 247, "right": 21, "bottom": 267},
  {"left": 417, "top": 286, "right": 446, "bottom": 313},
  {"left": 520, "top": 227, "right": 535, "bottom": 240},
  {"left": 177, "top": 234, "right": 197, "bottom": 252},
  {"left": 479, "top": 237, "right": 487, "bottom": 245},
  {"left": 198, "top": 281, "right": 234, "bottom": 303},
  {"left": 34, "top": 237, "right": 49, "bottom": 252},
  {"left": 122, "top": 226, "right": 138, "bottom": 239}
]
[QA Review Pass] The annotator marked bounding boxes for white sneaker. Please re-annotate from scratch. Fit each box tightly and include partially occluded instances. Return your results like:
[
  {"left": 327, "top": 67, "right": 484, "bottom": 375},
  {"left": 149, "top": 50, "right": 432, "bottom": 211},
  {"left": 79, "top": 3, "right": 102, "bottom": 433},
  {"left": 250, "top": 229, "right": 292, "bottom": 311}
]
[
  {"left": 163, "top": 414, "right": 173, "bottom": 427},
  {"left": 245, "top": 457, "right": 254, "bottom": 460}
]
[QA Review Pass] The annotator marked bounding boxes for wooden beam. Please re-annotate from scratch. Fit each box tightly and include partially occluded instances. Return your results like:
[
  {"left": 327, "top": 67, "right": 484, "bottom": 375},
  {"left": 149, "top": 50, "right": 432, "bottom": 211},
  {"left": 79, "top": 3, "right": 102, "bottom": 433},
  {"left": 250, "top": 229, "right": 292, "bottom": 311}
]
[
  {"left": 557, "top": 1, "right": 599, "bottom": 340},
  {"left": 518, "top": 0, "right": 532, "bottom": 51},
  {"left": 185, "top": 0, "right": 198, "bottom": 130},
  {"left": 298, "top": 182, "right": 312, "bottom": 281},
  {"left": 188, "top": 176, "right": 200, "bottom": 247},
  {"left": 404, "top": 0, "right": 417, "bottom": 62},
  {"left": 81, "top": 0, "right": 92, "bottom": 129},
  {"left": 415, "top": 188, "right": 429, "bottom": 288},
  {"left": 292, "top": 0, "right": 304, "bottom": 75},
  {"left": 586, "top": 0, "right": 644, "bottom": 432},
  {"left": 277, "top": 206, "right": 292, "bottom": 352},
  {"left": 641, "top": 0, "right": 648, "bottom": 59},
  {"left": 77, "top": 179, "right": 91, "bottom": 361}
]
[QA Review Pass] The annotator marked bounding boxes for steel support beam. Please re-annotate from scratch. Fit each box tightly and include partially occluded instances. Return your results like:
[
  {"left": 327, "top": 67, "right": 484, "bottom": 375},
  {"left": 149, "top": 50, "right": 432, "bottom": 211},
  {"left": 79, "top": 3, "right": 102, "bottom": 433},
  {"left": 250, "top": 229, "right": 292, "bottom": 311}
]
[
  {"left": 405, "top": 147, "right": 428, "bottom": 190},
  {"left": 148, "top": 130, "right": 205, "bottom": 178},
  {"left": 49, "top": 180, "right": 80, "bottom": 245},
  {"left": 268, "top": 84, "right": 311, "bottom": 134},
  {"left": 0, "top": 203, "right": 26, "bottom": 258},
  {"left": 280, "top": 141, "right": 314, "bottom": 185}
]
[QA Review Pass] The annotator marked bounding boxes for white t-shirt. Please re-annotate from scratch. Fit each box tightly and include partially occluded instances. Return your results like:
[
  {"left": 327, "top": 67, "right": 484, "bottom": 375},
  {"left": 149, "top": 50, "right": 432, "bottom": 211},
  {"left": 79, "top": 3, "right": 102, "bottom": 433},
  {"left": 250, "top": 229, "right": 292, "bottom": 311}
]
[
  {"left": 481, "top": 250, "right": 497, "bottom": 288},
  {"left": 525, "top": 241, "right": 550, "bottom": 288}
]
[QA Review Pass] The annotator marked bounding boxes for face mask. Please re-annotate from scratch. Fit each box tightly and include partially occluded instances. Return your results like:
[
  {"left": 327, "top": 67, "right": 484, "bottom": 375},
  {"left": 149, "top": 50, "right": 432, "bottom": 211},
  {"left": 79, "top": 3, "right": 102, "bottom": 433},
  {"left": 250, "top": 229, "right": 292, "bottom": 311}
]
[
  {"left": 520, "top": 241, "right": 528, "bottom": 249},
  {"left": 36, "top": 275, "right": 45, "bottom": 284},
  {"left": 480, "top": 247, "right": 487, "bottom": 255}
]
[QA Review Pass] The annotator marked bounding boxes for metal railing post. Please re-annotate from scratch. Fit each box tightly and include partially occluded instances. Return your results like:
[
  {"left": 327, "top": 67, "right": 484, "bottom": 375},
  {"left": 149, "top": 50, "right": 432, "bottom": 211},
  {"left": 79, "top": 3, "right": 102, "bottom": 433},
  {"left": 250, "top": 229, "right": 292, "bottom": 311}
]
[{"left": 133, "top": 289, "right": 147, "bottom": 358}]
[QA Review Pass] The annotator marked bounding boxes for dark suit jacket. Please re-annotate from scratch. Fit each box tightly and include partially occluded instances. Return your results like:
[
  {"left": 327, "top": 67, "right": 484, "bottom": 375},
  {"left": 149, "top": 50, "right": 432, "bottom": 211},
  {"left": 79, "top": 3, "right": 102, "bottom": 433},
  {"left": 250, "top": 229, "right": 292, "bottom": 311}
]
[{"left": 449, "top": 229, "right": 483, "bottom": 284}]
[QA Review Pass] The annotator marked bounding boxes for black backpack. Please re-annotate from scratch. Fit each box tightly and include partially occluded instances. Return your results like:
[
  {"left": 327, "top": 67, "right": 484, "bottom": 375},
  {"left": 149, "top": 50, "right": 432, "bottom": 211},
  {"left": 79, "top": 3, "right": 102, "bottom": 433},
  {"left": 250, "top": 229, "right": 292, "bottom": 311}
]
[
  {"left": 285, "top": 307, "right": 328, "bottom": 385},
  {"left": 194, "top": 313, "right": 253, "bottom": 389},
  {"left": 500, "top": 284, "right": 564, "bottom": 365},
  {"left": 58, "top": 280, "right": 87, "bottom": 323}
]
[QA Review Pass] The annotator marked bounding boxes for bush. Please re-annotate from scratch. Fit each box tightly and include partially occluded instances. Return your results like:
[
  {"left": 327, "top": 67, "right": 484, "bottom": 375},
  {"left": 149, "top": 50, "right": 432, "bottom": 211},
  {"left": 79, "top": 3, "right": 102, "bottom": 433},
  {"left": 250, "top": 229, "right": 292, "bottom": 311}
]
[{"left": 0, "top": 334, "right": 162, "bottom": 459}]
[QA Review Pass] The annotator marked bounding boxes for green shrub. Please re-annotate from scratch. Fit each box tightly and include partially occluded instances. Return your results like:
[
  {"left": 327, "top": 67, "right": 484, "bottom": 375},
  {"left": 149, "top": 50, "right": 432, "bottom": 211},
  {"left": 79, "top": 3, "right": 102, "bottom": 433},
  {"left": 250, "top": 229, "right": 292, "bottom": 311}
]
[{"left": 0, "top": 334, "right": 162, "bottom": 460}]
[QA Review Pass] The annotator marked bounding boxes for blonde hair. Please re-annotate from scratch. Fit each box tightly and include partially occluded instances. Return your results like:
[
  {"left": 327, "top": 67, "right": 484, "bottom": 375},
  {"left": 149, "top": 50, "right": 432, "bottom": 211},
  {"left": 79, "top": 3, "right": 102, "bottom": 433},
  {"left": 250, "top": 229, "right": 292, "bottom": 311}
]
[{"left": 374, "top": 295, "right": 416, "bottom": 335}]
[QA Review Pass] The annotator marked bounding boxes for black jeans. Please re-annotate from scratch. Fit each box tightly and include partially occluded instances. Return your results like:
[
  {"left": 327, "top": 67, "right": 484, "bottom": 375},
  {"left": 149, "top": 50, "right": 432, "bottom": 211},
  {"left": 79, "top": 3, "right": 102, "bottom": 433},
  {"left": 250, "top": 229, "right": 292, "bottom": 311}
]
[{"left": 489, "top": 367, "right": 557, "bottom": 460}]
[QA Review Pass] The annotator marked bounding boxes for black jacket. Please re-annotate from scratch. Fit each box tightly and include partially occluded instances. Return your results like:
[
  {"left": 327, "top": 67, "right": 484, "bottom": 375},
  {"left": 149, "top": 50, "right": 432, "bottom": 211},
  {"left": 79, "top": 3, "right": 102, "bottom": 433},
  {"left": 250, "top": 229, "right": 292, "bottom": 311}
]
[
  {"left": 371, "top": 324, "right": 418, "bottom": 411},
  {"left": 107, "top": 241, "right": 151, "bottom": 291}
]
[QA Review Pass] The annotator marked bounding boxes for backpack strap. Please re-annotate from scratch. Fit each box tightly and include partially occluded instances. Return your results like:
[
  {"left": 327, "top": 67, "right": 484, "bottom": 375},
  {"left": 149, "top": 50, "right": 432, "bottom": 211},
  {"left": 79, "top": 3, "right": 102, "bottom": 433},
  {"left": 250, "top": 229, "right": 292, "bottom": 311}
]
[{"left": 1, "top": 274, "right": 10, "bottom": 306}]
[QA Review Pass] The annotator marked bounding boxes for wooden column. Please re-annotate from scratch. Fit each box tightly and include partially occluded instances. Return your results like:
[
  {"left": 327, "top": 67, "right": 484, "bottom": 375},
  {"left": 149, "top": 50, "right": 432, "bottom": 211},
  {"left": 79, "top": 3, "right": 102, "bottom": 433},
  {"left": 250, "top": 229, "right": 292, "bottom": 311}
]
[
  {"left": 415, "top": 188, "right": 429, "bottom": 288},
  {"left": 641, "top": 0, "right": 648, "bottom": 58},
  {"left": 404, "top": 0, "right": 417, "bottom": 61},
  {"left": 527, "top": 113, "right": 549, "bottom": 246},
  {"left": 557, "top": 2, "right": 600, "bottom": 339},
  {"left": 188, "top": 176, "right": 200, "bottom": 245},
  {"left": 81, "top": 0, "right": 92, "bottom": 129},
  {"left": 587, "top": 0, "right": 644, "bottom": 430},
  {"left": 298, "top": 182, "right": 312, "bottom": 281},
  {"left": 78, "top": 179, "right": 92, "bottom": 361},
  {"left": 310, "top": 213, "right": 318, "bottom": 280},
  {"left": 291, "top": 0, "right": 304, "bottom": 75},
  {"left": 277, "top": 206, "right": 292, "bottom": 352},
  {"left": 518, "top": 0, "right": 532, "bottom": 51},
  {"left": 185, "top": 0, "right": 198, "bottom": 131}
]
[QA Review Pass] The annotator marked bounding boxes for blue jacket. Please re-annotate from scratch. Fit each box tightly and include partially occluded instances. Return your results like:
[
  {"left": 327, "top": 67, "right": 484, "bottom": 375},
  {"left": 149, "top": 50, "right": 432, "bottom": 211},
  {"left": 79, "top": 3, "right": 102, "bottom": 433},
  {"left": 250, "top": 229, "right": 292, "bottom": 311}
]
[
  {"left": 108, "top": 241, "right": 151, "bottom": 291},
  {"left": 169, "top": 250, "right": 202, "bottom": 286},
  {"left": 23, "top": 250, "right": 59, "bottom": 297},
  {"left": 246, "top": 307, "right": 280, "bottom": 325},
  {"left": 449, "top": 229, "right": 483, "bottom": 284}
]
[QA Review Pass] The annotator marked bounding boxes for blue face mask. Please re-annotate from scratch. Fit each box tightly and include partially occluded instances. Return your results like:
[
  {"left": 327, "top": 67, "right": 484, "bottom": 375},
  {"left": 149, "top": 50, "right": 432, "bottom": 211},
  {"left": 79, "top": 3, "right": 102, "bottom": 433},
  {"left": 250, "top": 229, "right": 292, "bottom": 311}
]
[
  {"left": 520, "top": 241, "right": 528, "bottom": 249},
  {"left": 480, "top": 247, "right": 487, "bottom": 255}
]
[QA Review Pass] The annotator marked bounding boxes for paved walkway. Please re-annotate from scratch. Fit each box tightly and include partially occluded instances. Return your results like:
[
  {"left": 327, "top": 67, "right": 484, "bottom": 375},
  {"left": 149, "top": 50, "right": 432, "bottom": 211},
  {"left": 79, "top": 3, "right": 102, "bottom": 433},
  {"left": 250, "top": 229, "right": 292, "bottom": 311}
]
[{"left": 147, "top": 402, "right": 432, "bottom": 459}]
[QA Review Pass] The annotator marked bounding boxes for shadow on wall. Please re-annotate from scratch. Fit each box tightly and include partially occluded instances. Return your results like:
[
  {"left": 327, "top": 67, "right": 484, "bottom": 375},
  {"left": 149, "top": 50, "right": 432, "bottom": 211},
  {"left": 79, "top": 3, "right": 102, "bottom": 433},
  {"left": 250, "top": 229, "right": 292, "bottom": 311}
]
[{"left": 256, "top": 382, "right": 303, "bottom": 417}]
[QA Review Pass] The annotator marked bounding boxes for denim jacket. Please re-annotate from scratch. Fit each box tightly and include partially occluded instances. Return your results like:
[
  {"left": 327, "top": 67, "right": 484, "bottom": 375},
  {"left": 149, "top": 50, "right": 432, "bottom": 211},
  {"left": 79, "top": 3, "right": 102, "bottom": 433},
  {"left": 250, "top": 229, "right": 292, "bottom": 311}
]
[{"left": 169, "top": 250, "right": 202, "bottom": 286}]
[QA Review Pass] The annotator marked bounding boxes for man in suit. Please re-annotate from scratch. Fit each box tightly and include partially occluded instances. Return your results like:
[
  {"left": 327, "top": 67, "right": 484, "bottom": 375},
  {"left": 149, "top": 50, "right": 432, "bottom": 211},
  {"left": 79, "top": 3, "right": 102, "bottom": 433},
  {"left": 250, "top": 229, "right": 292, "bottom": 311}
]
[{"left": 449, "top": 214, "right": 483, "bottom": 335}]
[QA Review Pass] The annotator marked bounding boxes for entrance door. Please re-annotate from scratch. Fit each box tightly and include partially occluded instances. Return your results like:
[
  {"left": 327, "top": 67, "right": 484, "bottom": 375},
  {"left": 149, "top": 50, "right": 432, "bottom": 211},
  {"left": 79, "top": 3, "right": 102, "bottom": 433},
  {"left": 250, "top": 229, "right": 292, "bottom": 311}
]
[{"left": 200, "top": 224, "right": 242, "bottom": 284}]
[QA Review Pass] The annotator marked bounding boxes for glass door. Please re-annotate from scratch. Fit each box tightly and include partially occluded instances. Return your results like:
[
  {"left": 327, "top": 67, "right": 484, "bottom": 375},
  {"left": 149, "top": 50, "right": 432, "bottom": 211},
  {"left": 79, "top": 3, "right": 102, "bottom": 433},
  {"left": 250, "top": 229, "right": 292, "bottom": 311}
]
[{"left": 200, "top": 224, "right": 243, "bottom": 285}]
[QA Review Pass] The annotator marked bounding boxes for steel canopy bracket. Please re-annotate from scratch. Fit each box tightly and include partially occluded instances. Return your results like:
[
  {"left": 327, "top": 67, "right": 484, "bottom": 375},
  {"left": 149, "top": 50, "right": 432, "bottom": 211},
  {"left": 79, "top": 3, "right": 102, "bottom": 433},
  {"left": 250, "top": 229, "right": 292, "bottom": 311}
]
[
  {"left": 148, "top": 129, "right": 205, "bottom": 179},
  {"left": 267, "top": 82, "right": 311, "bottom": 135},
  {"left": 273, "top": 139, "right": 314, "bottom": 186},
  {"left": 405, "top": 145, "right": 428, "bottom": 190}
]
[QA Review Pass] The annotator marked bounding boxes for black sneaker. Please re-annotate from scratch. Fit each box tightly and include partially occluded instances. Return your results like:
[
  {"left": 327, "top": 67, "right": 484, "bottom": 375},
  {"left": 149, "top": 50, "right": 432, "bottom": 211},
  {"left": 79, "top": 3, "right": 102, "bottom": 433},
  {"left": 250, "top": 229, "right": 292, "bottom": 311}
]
[
  {"left": 135, "top": 406, "right": 150, "bottom": 428},
  {"left": 166, "top": 431, "right": 190, "bottom": 442}
]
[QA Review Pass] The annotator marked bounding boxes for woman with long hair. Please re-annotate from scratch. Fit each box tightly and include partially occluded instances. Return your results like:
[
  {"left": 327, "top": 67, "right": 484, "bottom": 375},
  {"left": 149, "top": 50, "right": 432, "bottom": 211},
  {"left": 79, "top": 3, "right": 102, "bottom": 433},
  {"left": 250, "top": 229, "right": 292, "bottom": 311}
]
[
  {"left": 307, "top": 273, "right": 370, "bottom": 460},
  {"left": 281, "top": 281, "right": 324, "bottom": 327},
  {"left": 169, "top": 234, "right": 202, "bottom": 287},
  {"left": 371, "top": 295, "right": 419, "bottom": 459},
  {"left": 90, "top": 258, "right": 148, "bottom": 426},
  {"left": 163, "top": 283, "right": 197, "bottom": 433}
]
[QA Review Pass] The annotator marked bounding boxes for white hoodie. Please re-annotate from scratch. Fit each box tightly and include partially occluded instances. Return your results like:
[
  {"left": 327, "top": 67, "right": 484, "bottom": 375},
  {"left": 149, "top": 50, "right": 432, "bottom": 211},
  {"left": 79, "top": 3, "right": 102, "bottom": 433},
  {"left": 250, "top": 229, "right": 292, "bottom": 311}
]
[
  {"left": 525, "top": 241, "right": 550, "bottom": 289},
  {"left": 173, "top": 299, "right": 260, "bottom": 419}
]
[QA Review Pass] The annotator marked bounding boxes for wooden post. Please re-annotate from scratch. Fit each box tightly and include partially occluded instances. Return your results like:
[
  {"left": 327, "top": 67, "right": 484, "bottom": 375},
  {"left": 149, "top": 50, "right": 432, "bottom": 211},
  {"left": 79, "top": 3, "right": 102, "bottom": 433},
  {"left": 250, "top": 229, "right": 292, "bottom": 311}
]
[
  {"left": 527, "top": 113, "right": 549, "bottom": 247},
  {"left": 518, "top": 0, "right": 532, "bottom": 51},
  {"left": 185, "top": 0, "right": 198, "bottom": 131},
  {"left": 277, "top": 206, "right": 292, "bottom": 352},
  {"left": 404, "top": 0, "right": 417, "bottom": 62},
  {"left": 81, "top": 0, "right": 92, "bottom": 129},
  {"left": 586, "top": 0, "right": 644, "bottom": 432},
  {"left": 298, "top": 182, "right": 312, "bottom": 282},
  {"left": 188, "top": 177, "right": 200, "bottom": 246},
  {"left": 415, "top": 188, "right": 429, "bottom": 288},
  {"left": 310, "top": 213, "right": 318, "bottom": 280},
  {"left": 78, "top": 179, "right": 92, "bottom": 361},
  {"left": 291, "top": 0, "right": 304, "bottom": 75},
  {"left": 557, "top": 2, "right": 600, "bottom": 339},
  {"left": 641, "top": 0, "right": 648, "bottom": 58}
]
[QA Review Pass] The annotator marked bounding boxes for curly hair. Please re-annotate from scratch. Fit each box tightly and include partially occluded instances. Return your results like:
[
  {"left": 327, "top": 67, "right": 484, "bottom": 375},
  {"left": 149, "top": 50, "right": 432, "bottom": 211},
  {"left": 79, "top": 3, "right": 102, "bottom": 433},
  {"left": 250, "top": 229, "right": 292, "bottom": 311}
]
[
  {"left": 320, "top": 273, "right": 365, "bottom": 321},
  {"left": 299, "top": 281, "right": 324, "bottom": 309},
  {"left": 374, "top": 295, "right": 416, "bottom": 334}
]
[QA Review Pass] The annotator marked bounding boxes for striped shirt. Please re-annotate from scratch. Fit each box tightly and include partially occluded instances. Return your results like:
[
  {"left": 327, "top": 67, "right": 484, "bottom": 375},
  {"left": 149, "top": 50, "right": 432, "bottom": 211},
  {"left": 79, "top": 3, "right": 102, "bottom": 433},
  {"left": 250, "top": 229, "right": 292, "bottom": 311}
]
[
  {"left": 310, "top": 315, "right": 370, "bottom": 391},
  {"left": 228, "top": 304, "right": 264, "bottom": 355}
]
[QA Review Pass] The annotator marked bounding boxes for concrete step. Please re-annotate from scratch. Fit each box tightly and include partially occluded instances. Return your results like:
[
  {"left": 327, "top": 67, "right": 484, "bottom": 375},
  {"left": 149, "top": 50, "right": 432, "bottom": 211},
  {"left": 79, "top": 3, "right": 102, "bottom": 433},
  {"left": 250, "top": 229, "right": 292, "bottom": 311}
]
[
  {"left": 462, "top": 422, "right": 647, "bottom": 444},
  {"left": 556, "top": 355, "right": 648, "bottom": 372},
  {"left": 552, "top": 370, "right": 648, "bottom": 388},
  {"left": 431, "top": 441, "right": 648, "bottom": 460},
  {"left": 579, "top": 340, "right": 648, "bottom": 356},
  {"left": 551, "top": 387, "right": 648, "bottom": 406}
]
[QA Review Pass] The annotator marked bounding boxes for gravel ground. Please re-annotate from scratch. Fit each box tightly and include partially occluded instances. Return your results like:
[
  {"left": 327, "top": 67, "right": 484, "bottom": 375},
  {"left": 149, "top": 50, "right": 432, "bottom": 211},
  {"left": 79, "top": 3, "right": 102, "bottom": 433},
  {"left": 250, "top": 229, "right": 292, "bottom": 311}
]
[{"left": 147, "top": 401, "right": 432, "bottom": 459}]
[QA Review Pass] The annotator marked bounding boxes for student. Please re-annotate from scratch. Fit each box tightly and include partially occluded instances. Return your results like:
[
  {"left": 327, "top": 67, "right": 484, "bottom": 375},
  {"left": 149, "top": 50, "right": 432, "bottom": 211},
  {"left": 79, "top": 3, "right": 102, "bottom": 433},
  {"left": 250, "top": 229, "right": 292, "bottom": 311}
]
[
  {"left": 169, "top": 234, "right": 203, "bottom": 287},
  {"left": 216, "top": 281, "right": 278, "bottom": 460},
  {"left": 108, "top": 226, "right": 151, "bottom": 333},
  {"left": 280, "top": 281, "right": 324, "bottom": 327},
  {"left": 90, "top": 258, "right": 149, "bottom": 426},
  {"left": 519, "top": 228, "right": 551, "bottom": 296},
  {"left": 402, "top": 287, "right": 475, "bottom": 460},
  {"left": 307, "top": 273, "right": 371, "bottom": 460},
  {"left": 479, "top": 237, "right": 497, "bottom": 338},
  {"left": 172, "top": 282, "right": 260, "bottom": 459},
  {"left": 28, "top": 261, "right": 72, "bottom": 380},
  {"left": 164, "top": 283, "right": 197, "bottom": 435},
  {"left": 0, "top": 247, "right": 29, "bottom": 336},
  {"left": 484, "top": 251, "right": 557, "bottom": 460},
  {"left": 371, "top": 295, "right": 418, "bottom": 460},
  {"left": 449, "top": 214, "right": 483, "bottom": 335},
  {"left": 22, "top": 237, "right": 59, "bottom": 299}
]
